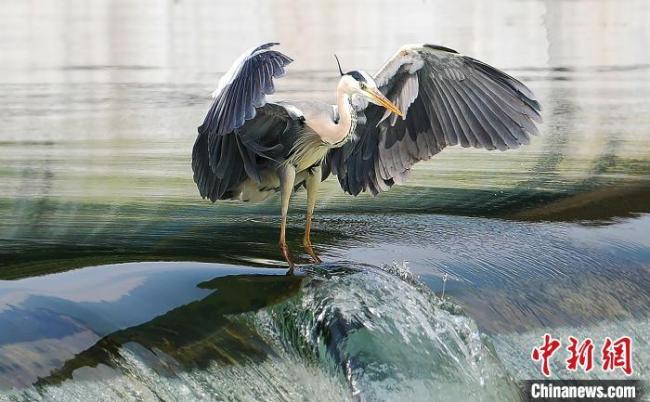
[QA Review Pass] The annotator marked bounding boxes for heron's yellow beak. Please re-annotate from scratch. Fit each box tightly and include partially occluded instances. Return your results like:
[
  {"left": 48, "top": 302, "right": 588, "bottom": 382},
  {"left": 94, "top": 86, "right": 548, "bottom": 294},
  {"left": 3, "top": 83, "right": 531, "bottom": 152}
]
[{"left": 366, "top": 88, "right": 404, "bottom": 118}]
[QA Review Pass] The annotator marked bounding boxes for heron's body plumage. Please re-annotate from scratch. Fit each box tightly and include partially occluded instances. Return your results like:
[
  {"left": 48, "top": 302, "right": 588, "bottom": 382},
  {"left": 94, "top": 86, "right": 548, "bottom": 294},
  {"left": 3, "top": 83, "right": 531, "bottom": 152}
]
[{"left": 194, "top": 98, "right": 354, "bottom": 202}]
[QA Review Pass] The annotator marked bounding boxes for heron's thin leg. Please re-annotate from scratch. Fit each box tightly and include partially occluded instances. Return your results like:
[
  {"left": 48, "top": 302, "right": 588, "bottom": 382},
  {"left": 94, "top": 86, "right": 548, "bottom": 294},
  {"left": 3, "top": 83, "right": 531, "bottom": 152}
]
[
  {"left": 279, "top": 165, "right": 296, "bottom": 273},
  {"left": 304, "top": 166, "right": 322, "bottom": 263}
]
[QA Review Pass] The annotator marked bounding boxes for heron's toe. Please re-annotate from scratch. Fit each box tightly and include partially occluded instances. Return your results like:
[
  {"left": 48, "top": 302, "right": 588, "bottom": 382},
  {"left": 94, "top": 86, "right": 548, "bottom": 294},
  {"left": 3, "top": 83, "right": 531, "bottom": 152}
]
[{"left": 303, "top": 241, "right": 322, "bottom": 264}]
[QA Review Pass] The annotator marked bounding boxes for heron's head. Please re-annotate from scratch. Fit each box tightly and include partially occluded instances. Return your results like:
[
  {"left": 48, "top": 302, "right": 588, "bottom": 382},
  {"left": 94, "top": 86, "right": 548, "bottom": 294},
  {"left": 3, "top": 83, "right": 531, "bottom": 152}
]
[{"left": 335, "top": 56, "right": 404, "bottom": 118}]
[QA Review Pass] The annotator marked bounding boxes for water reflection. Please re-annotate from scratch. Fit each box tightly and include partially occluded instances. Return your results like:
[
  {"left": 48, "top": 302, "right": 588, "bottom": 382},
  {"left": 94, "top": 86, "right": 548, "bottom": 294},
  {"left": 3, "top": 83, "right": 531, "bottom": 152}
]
[
  {"left": 0, "top": 263, "right": 301, "bottom": 388},
  {"left": 37, "top": 273, "right": 303, "bottom": 387}
]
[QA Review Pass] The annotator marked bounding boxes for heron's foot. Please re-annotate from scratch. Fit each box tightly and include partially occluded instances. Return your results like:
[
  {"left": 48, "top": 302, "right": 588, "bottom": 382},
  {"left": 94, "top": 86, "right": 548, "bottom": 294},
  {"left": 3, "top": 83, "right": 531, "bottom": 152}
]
[
  {"left": 303, "top": 239, "right": 322, "bottom": 264},
  {"left": 279, "top": 241, "right": 295, "bottom": 273}
]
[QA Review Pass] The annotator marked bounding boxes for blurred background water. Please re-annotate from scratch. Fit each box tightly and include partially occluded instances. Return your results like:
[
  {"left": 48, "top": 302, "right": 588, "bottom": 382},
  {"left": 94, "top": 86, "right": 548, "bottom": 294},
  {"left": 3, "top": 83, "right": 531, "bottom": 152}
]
[{"left": 0, "top": 0, "right": 649, "bottom": 401}]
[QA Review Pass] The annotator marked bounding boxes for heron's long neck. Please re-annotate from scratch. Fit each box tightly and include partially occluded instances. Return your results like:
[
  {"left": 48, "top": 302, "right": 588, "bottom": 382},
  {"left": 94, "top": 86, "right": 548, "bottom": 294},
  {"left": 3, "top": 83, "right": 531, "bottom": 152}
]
[{"left": 331, "top": 86, "right": 356, "bottom": 145}]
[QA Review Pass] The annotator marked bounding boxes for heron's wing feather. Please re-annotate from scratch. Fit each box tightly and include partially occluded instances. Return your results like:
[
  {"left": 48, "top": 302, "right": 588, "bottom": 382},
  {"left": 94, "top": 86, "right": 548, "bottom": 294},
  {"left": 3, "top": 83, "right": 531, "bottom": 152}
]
[
  {"left": 192, "top": 42, "right": 293, "bottom": 202},
  {"left": 200, "top": 43, "right": 293, "bottom": 138},
  {"left": 324, "top": 44, "right": 541, "bottom": 195},
  {"left": 193, "top": 103, "right": 296, "bottom": 201}
]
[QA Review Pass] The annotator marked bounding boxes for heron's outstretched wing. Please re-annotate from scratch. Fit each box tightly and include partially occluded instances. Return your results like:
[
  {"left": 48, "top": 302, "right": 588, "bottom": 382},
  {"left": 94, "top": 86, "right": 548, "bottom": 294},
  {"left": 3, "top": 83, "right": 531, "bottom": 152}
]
[
  {"left": 200, "top": 42, "right": 293, "bottom": 137},
  {"left": 193, "top": 43, "right": 295, "bottom": 201},
  {"left": 324, "top": 44, "right": 542, "bottom": 196}
]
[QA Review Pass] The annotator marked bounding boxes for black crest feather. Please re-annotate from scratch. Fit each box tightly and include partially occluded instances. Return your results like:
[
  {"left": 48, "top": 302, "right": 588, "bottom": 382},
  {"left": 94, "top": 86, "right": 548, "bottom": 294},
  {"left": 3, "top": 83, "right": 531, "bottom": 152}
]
[{"left": 334, "top": 54, "right": 344, "bottom": 76}]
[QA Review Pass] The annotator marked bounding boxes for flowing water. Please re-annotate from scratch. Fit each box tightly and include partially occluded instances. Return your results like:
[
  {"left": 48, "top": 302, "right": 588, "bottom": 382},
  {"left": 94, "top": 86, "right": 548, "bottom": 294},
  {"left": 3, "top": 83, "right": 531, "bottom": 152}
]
[{"left": 1, "top": 0, "right": 650, "bottom": 401}]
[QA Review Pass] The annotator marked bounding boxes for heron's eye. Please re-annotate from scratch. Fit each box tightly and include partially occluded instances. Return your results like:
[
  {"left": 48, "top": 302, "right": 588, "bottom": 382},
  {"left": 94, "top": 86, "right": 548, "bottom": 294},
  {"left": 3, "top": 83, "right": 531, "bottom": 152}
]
[{"left": 359, "top": 82, "right": 366, "bottom": 90}]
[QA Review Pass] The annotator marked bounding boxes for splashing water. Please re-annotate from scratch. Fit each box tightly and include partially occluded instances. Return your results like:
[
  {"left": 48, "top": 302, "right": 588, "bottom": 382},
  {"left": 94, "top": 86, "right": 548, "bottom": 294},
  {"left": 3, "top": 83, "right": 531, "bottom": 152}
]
[{"left": 260, "top": 263, "right": 520, "bottom": 401}]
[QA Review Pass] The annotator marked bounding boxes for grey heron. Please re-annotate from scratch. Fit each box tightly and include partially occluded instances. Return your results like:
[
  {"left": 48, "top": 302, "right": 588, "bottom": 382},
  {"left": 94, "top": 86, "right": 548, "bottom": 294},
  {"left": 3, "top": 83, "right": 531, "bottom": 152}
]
[{"left": 192, "top": 43, "right": 541, "bottom": 272}]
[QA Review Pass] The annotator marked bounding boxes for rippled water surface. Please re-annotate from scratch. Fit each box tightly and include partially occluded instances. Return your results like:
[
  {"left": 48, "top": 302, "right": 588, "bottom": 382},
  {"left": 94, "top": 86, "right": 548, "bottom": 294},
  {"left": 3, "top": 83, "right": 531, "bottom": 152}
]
[{"left": 1, "top": 0, "right": 649, "bottom": 401}]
